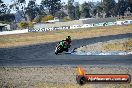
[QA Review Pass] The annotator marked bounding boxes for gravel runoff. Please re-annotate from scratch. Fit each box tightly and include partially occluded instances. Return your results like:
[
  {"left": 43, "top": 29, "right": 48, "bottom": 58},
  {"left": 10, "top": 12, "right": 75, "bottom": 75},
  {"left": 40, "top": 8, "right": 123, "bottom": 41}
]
[
  {"left": 0, "top": 65, "right": 132, "bottom": 88},
  {"left": 72, "top": 38, "right": 132, "bottom": 55}
]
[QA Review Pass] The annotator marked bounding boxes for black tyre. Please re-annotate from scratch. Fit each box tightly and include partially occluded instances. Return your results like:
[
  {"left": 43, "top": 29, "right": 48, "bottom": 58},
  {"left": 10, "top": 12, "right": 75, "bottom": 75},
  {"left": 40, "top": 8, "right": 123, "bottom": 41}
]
[
  {"left": 76, "top": 76, "right": 87, "bottom": 85},
  {"left": 65, "top": 48, "right": 69, "bottom": 52},
  {"left": 55, "top": 52, "right": 58, "bottom": 55},
  {"left": 55, "top": 45, "right": 62, "bottom": 55}
]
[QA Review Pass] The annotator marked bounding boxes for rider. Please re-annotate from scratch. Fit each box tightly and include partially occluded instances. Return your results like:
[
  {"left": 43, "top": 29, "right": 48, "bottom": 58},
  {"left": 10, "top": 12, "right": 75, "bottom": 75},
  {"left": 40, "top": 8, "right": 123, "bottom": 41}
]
[
  {"left": 65, "top": 36, "right": 71, "bottom": 48},
  {"left": 59, "top": 36, "right": 71, "bottom": 48}
]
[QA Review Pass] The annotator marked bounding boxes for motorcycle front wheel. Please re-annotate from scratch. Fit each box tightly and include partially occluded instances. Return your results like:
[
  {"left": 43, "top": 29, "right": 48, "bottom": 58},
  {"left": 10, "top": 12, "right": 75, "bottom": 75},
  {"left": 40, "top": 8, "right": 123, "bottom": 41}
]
[{"left": 55, "top": 46, "right": 62, "bottom": 55}]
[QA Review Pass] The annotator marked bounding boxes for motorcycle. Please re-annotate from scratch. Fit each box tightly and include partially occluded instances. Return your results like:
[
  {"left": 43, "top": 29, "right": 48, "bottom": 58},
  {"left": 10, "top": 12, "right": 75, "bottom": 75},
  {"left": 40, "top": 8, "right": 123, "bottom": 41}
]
[{"left": 55, "top": 41, "right": 70, "bottom": 55}]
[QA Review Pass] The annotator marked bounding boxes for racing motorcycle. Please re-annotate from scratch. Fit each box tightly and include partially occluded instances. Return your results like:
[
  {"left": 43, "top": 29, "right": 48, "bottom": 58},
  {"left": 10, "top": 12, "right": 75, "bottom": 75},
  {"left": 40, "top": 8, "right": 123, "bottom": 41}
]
[{"left": 55, "top": 40, "right": 70, "bottom": 55}]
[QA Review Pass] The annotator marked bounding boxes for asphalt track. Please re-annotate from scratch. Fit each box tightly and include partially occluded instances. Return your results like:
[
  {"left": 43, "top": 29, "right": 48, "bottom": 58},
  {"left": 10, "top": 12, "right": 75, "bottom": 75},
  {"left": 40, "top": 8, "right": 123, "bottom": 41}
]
[{"left": 0, "top": 33, "right": 132, "bottom": 66}]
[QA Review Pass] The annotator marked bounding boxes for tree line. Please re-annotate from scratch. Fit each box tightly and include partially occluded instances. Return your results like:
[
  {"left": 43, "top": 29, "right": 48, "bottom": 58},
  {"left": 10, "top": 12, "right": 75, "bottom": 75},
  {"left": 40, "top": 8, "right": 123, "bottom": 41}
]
[{"left": 0, "top": 0, "right": 132, "bottom": 23}]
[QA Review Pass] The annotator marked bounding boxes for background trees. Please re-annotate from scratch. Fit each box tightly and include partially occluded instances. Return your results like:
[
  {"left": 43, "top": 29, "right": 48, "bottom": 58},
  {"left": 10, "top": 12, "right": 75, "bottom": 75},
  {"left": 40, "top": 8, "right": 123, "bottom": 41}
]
[
  {"left": 19, "top": 21, "right": 29, "bottom": 28},
  {"left": 41, "top": 0, "right": 61, "bottom": 16},
  {"left": 67, "top": 0, "right": 75, "bottom": 20},
  {"left": 0, "top": 0, "right": 132, "bottom": 24},
  {"left": 103, "top": 0, "right": 117, "bottom": 17},
  {"left": 25, "top": 0, "right": 41, "bottom": 21},
  {"left": 74, "top": 2, "right": 80, "bottom": 20},
  {"left": 0, "top": 0, "right": 10, "bottom": 15},
  {"left": 55, "top": 11, "right": 67, "bottom": 19},
  {"left": 96, "top": 3, "right": 104, "bottom": 18},
  {"left": 118, "top": 0, "right": 129, "bottom": 16},
  {"left": 42, "top": 15, "right": 54, "bottom": 22},
  {"left": 0, "top": 14, "right": 15, "bottom": 23},
  {"left": 10, "top": 0, "right": 26, "bottom": 11},
  {"left": 10, "top": 0, "right": 26, "bottom": 20},
  {"left": 129, "top": 0, "right": 132, "bottom": 13},
  {"left": 81, "top": 2, "right": 91, "bottom": 18},
  {"left": 0, "top": 0, "right": 14, "bottom": 23}
]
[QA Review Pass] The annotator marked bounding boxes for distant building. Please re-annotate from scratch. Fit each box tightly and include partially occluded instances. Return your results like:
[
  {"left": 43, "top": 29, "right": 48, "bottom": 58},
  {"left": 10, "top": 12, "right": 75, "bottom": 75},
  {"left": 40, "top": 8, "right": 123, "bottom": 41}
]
[
  {"left": 0, "top": 22, "right": 18, "bottom": 32},
  {"left": 0, "top": 23, "right": 10, "bottom": 32}
]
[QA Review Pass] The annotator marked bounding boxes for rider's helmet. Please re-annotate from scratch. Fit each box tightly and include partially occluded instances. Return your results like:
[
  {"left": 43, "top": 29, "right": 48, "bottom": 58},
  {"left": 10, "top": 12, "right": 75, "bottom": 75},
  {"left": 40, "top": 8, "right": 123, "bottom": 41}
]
[{"left": 66, "top": 36, "right": 71, "bottom": 41}]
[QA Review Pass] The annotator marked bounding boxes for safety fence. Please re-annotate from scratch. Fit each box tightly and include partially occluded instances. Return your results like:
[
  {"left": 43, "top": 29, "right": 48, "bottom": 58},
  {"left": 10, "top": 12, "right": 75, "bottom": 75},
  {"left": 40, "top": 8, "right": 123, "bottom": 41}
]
[
  {"left": 29, "top": 22, "right": 117, "bottom": 32},
  {"left": 0, "top": 20, "right": 132, "bottom": 35}
]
